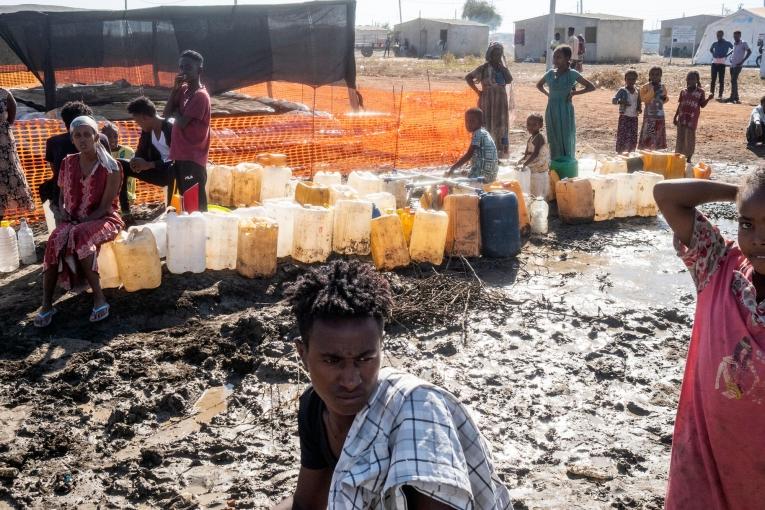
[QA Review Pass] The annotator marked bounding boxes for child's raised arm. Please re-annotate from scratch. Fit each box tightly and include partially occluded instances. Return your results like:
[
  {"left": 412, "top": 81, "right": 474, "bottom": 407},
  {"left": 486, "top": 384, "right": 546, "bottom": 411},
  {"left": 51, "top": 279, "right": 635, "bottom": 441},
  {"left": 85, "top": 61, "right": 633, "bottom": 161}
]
[{"left": 654, "top": 179, "right": 738, "bottom": 246}]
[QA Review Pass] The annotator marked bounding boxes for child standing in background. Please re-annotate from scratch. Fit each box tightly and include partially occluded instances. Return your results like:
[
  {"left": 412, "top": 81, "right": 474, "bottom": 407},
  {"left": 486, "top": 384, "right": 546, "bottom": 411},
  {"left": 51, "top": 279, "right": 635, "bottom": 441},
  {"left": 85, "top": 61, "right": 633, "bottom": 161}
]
[
  {"left": 638, "top": 67, "right": 669, "bottom": 150},
  {"left": 535, "top": 45, "right": 595, "bottom": 160},
  {"left": 446, "top": 107, "right": 498, "bottom": 183},
  {"left": 518, "top": 114, "right": 550, "bottom": 198},
  {"left": 673, "top": 71, "right": 713, "bottom": 163},
  {"left": 612, "top": 70, "right": 641, "bottom": 153}
]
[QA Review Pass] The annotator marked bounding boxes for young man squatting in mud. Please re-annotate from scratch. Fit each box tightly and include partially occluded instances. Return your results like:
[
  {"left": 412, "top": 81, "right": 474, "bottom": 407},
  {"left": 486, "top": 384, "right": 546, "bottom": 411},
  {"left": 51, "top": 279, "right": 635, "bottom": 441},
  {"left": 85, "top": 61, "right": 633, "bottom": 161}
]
[{"left": 273, "top": 259, "right": 511, "bottom": 509}]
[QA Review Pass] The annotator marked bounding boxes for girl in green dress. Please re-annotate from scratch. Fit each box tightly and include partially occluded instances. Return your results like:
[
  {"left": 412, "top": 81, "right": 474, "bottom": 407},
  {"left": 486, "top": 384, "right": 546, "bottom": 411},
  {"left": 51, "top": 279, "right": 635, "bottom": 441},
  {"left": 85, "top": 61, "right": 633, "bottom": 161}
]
[{"left": 536, "top": 45, "right": 595, "bottom": 160}]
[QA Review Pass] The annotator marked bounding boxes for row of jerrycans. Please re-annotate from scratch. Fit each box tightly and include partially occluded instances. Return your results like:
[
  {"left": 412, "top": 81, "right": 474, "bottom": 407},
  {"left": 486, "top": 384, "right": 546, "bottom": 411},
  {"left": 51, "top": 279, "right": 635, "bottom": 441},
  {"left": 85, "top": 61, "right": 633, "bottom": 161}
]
[
  {"left": 556, "top": 171, "right": 664, "bottom": 224},
  {"left": 207, "top": 153, "right": 292, "bottom": 207},
  {"left": 599, "top": 152, "right": 686, "bottom": 180},
  {"left": 98, "top": 209, "right": 280, "bottom": 292}
]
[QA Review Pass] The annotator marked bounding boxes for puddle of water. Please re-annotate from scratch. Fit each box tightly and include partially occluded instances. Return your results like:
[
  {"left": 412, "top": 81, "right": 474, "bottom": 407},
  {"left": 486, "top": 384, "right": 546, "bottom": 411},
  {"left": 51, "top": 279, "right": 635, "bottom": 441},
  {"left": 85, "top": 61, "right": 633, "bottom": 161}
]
[{"left": 114, "top": 384, "right": 234, "bottom": 461}]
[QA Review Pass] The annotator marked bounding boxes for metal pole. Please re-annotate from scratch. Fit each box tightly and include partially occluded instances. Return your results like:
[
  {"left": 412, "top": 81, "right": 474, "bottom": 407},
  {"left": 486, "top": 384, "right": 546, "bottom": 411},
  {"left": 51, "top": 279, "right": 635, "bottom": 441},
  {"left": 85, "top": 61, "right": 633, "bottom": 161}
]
[
  {"left": 669, "top": 33, "right": 674, "bottom": 64},
  {"left": 546, "top": 0, "right": 556, "bottom": 70},
  {"left": 399, "top": 0, "right": 403, "bottom": 24}
]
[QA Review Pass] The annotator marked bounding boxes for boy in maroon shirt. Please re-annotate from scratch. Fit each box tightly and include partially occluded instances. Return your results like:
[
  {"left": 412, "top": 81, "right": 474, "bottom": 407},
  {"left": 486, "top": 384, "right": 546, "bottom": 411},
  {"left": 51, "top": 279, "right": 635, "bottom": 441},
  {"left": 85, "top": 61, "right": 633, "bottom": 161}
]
[{"left": 163, "top": 49, "right": 211, "bottom": 211}]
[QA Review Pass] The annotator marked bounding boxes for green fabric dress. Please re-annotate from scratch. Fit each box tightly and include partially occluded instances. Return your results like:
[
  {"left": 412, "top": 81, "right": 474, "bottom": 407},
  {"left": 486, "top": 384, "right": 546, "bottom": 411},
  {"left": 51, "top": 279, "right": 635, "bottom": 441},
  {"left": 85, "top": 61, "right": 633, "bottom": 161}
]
[{"left": 544, "top": 68, "right": 581, "bottom": 160}]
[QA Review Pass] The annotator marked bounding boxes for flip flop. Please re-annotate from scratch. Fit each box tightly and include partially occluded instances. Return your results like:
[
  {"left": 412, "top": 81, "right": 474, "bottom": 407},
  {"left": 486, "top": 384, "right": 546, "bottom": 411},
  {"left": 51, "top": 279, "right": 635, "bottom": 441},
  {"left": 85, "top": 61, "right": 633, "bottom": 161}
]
[
  {"left": 33, "top": 308, "right": 57, "bottom": 328},
  {"left": 89, "top": 303, "right": 110, "bottom": 323}
]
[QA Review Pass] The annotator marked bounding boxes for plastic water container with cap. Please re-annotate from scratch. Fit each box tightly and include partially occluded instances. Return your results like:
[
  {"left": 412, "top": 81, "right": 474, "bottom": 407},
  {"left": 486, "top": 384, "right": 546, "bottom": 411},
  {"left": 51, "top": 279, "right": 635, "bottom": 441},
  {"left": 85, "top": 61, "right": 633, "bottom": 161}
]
[
  {"left": 333, "top": 199, "right": 373, "bottom": 255},
  {"left": 260, "top": 156, "right": 292, "bottom": 201},
  {"left": 17, "top": 218, "right": 36, "bottom": 265},
  {"left": 409, "top": 210, "right": 449, "bottom": 265},
  {"left": 370, "top": 214, "right": 411, "bottom": 270},
  {"left": 590, "top": 175, "right": 617, "bottom": 221},
  {"left": 231, "top": 163, "right": 262, "bottom": 207},
  {"left": 614, "top": 173, "right": 639, "bottom": 218},
  {"left": 480, "top": 192, "right": 521, "bottom": 257},
  {"left": 263, "top": 199, "right": 302, "bottom": 258},
  {"left": 635, "top": 171, "right": 664, "bottom": 217},
  {"left": 207, "top": 164, "right": 235, "bottom": 207},
  {"left": 128, "top": 221, "right": 167, "bottom": 259},
  {"left": 529, "top": 197, "right": 549, "bottom": 234},
  {"left": 237, "top": 217, "right": 278, "bottom": 278},
  {"left": 113, "top": 228, "right": 162, "bottom": 292},
  {"left": 203, "top": 212, "right": 240, "bottom": 270},
  {"left": 0, "top": 221, "right": 19, "bottom": 272},
  {"left": 443, "top": 194, "right": 481, "bottom": 257},
  {"left": 292, "top": 206, "right": 334, "bottom": 263},
  {"left": 166, "top": 208, "right": 206, "bottom": 274},
  {"left": 364, "top": 192, "right": 397, "bottom": 214},
  {"left": 329, "top": 185, "right": 359, "bottom": 205},
  {"left": 347, "top": 171, "right": 382, "bottom": 197},
  {"left": 313, "top": 171, "right": 342, "bottom": 188}
]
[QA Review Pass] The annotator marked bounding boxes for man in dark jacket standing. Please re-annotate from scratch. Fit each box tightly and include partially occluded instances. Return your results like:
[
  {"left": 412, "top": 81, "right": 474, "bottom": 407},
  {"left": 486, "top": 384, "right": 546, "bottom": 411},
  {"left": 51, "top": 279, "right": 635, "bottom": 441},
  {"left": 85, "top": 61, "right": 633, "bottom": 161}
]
[{"left": 122, "top": 96, "right": 175, "bottom": 215}]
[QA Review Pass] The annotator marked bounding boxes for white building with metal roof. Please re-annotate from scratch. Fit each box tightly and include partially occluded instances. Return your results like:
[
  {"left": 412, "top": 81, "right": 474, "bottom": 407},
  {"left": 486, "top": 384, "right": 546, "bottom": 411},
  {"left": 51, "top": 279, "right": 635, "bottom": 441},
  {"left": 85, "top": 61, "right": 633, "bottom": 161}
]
[
  {"left": 514, "top": 12, "right": 643, "bottom": 63},
  {"left": 393, "top": 18, "right": 489, "bottom": 58}
]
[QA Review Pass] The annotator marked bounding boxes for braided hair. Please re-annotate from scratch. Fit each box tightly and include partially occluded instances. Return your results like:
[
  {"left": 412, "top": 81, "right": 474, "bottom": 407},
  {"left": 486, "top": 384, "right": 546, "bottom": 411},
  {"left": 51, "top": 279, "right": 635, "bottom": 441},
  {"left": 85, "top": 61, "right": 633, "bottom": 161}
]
[{"left": 285, "top": 260, "right": 393, "bottom": 346}]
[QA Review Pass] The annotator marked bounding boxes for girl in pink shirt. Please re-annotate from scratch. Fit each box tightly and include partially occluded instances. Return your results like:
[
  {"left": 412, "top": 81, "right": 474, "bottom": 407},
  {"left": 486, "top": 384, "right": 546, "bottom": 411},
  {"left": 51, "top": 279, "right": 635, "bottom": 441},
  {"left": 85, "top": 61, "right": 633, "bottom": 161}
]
[{"left": 654, "top": 172, "right": 765, "bottom": 510}]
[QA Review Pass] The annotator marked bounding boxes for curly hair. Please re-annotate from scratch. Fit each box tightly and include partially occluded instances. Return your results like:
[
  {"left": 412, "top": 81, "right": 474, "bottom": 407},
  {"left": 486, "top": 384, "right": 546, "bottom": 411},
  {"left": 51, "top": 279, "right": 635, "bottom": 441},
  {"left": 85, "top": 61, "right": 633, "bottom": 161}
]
[
  {"left": 61, "top": 101, "right": 93, "bottom": 130},
  {"left": 285, "top": 260, "right": 393, "bottom": 346},
  {"left": 738, "top": 166, "right": 765, "bottom": 208},
  {"left": 527, "top": 113, "right": 543, "bottom": 127}
]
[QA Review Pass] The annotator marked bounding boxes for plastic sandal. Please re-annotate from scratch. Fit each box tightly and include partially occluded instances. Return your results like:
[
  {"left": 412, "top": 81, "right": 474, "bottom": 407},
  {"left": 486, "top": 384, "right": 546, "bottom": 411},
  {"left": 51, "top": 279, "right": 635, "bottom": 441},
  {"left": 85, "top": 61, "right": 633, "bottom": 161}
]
[
  {"left": 33, "top": 308, "right": 57, "bottom": 328},
  {"left": 89, "top": 303, "right": 110, "bottom": 323}
]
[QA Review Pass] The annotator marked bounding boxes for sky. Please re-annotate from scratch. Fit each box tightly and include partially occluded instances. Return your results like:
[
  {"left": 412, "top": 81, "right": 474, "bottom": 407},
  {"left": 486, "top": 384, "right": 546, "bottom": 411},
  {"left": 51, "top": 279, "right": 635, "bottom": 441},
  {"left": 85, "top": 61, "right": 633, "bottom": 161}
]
[{"left": 0, "top": 0, "right": 758, "bottom": 32}]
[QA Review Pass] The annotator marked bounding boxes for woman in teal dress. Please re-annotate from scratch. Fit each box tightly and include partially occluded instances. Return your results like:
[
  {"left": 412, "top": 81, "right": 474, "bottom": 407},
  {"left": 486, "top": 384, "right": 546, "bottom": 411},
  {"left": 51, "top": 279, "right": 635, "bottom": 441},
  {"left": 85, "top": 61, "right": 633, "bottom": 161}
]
[{"left": 536, "top": 45, "right": 595, "bottom": 160}]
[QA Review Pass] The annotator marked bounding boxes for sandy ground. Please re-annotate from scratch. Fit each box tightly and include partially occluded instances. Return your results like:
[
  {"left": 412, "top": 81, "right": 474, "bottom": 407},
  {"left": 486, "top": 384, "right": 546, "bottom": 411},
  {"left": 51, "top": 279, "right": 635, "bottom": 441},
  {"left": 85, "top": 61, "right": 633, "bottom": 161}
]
[{"left": 0, "top": 55, "right": 761, "bottom": 509}]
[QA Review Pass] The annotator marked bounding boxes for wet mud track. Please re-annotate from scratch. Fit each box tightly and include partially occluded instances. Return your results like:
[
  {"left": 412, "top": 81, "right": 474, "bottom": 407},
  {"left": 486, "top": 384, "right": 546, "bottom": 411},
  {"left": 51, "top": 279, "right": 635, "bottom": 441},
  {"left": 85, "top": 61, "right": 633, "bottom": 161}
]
[{"left": 0, "top": 201, "right": 739, "bottom": 509}]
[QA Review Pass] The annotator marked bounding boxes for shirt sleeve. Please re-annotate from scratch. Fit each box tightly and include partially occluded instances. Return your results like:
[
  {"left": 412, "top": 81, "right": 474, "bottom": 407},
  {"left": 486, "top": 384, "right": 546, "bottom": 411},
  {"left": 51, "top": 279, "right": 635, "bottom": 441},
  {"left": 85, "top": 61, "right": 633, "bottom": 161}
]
[
  {"left": 297, "top": 388, "right": 329, "bottom": 470},
  {"left": 385, "top": 388, "right": 474, "bottom": 509},
  {"left": 57, "top": 154, "right": 71, "bottom": 189},
  {"left": 182, "top": 91, "right": 210, "bottom": 122},
  {"left": 674, "top": 211, "right": 729, "bottom": 292},
  {"left": 753, "top": 108, "right": 761, "bottom": 124}
]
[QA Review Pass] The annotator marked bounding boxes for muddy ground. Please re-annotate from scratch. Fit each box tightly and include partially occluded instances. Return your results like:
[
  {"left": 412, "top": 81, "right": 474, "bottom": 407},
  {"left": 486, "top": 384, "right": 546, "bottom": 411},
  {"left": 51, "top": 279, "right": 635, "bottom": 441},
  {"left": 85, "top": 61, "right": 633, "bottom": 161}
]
[
  {"left": 0, "top": 55, "right": 761, "bottom": 508},
  {"left": 0, "top": 159, "right": 748, "bottom": 510}
]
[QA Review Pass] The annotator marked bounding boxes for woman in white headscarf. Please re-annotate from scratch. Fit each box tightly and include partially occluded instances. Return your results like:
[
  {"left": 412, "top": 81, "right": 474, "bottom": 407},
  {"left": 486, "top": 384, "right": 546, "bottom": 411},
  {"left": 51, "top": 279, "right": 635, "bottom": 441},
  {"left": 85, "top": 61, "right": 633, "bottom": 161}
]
[{"left": 35, "top": 115, "right": 124, "bottom": 327}]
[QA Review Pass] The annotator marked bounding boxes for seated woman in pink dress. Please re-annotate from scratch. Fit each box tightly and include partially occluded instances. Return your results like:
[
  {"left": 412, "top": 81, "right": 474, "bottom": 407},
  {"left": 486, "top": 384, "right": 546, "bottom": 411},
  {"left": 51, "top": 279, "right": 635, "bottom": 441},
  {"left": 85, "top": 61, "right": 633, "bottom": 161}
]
[{"left": 35, "top": 116, "right": 123, "bottom": 327}]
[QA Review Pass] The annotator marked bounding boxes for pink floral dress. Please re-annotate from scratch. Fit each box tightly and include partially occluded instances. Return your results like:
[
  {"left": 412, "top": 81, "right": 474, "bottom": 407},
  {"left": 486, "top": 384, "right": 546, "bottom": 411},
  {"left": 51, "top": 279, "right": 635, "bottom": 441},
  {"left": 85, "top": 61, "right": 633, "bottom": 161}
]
[
  {"left": 43, "top": 154, "right": 123, "bottom": 290},
  {"left": 667, "top": 212, "right": 765, "bottom": 509}
]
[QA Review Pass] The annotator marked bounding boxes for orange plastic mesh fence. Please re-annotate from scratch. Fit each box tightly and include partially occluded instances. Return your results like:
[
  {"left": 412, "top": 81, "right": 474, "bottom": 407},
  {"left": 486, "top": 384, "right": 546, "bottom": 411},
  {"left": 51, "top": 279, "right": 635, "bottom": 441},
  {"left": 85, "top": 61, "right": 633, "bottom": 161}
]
[{"left": 2, "top": 81, "right": 475, "bottom": 223}]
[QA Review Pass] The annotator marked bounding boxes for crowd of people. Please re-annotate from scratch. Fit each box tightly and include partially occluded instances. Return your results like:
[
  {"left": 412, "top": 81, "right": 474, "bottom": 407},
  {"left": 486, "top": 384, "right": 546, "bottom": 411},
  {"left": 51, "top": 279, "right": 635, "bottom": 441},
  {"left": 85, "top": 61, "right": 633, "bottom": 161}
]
[
  {"left": 7, "top": 49, "right": 212, "bottom": 327},
  {"left": 0, "top": 37, "right": 763, "bottom": 509}
]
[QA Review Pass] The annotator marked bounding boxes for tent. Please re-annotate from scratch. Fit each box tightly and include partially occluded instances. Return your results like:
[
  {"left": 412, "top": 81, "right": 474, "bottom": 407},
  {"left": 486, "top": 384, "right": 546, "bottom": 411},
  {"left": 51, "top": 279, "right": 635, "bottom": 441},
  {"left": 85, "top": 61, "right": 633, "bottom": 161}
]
[
  {"left": 693, "top": 7, "right": 765, "bottom": 66},
  {"left": 0, "top": 2, "right": 357, "bottom": 109}
]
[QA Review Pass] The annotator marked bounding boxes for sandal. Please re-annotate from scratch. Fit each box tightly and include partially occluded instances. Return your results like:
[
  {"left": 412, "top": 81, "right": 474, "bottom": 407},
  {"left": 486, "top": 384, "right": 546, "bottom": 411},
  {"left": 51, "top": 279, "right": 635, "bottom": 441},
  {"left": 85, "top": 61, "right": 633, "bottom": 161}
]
[
  {"left": 89, "top": 303, "right": 110, "bottom": 323},
  {"left": 34, "top": 308, "right": 57, "bottom": 328}
]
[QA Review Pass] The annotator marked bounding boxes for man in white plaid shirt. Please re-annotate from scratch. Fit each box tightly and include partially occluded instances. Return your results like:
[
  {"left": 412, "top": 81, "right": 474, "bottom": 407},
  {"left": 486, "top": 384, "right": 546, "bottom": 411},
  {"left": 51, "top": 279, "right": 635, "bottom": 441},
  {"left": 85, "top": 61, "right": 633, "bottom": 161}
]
[{"left": 273, "top": 260, "right": 511, "bottom": 510}]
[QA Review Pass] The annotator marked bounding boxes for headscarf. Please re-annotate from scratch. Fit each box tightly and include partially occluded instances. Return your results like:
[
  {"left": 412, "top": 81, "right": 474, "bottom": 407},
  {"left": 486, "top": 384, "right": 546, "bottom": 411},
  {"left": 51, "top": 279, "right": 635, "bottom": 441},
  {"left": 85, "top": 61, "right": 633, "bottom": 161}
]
[
  {"left": 485, "top": 42, "right": 505, "bottom": 64},
  {"left": 69, "top": 115, "right": 120, "bottom": 174}
]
